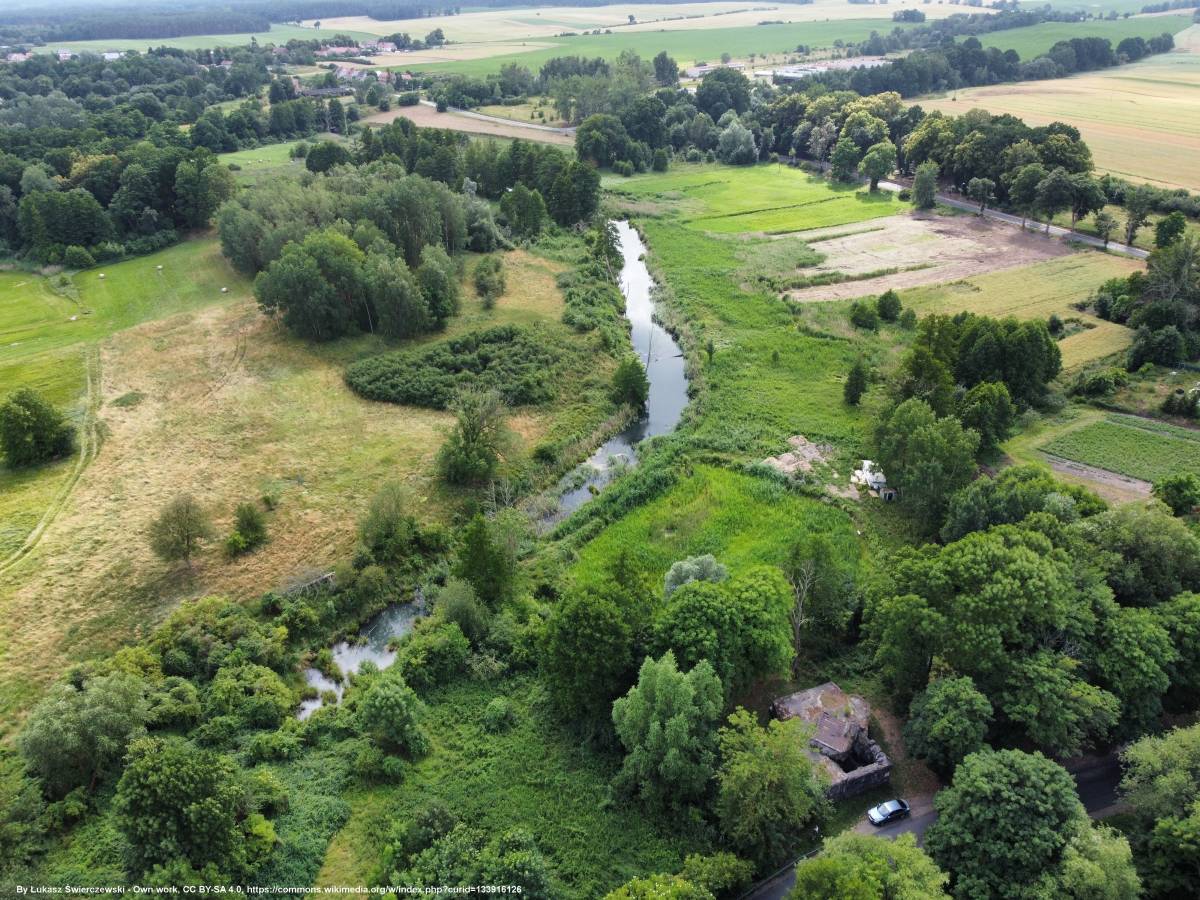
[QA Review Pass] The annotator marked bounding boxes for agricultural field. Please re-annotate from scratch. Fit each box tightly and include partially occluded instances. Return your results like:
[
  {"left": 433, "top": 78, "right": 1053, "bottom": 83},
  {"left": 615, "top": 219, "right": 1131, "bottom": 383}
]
[
  {"left": 978, "top": 14, "right": 1193, "bottom": 60},
  {"left": 1040, "top": 413, "right": 1200, "bottom": 482},
  {"left": 900, "top": 252, "right": 1141, "bottom": 369},
  {"left": 363, "top": 103, "right": 574, "bottom": 144},
  {"left": 37, "top": 22, "right": 379, "bottom": 54},
  {"left": 922, "top": 27, "right": 1200, "bottom": 191},
  {"left": 0, "top": 240, "right": 609, "bottom": 733}
]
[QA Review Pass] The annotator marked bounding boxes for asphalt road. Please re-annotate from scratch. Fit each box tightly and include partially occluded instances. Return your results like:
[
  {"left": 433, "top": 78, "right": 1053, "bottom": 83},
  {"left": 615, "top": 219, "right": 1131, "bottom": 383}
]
[{"left": 743, "top": 754, "right": 1124, "bottom": 900}]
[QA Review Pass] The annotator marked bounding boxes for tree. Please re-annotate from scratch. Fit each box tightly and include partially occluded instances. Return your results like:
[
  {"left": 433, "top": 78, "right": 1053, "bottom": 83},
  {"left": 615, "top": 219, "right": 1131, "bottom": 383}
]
[
  {"left": 1120, "top": 724, "right": 1200, "bottom": 898},
  {"left": 717, "top": 708, "right": 827, "bottom": 868},
  {"left": 416, "top": 243, "right": 460, "bottom": 326},
  {"left": 941, "top": 464, "right": 1104, "bottom": 543},
  {"left": 1123, "top": 185, "right": 1155, "bottom": 247},
  {"left": 358, "top": 670, "right": 429, "bottom": 756},
  {"left": 453, "top": 513, "right": 516, "bottom": 606},
  {"left": 843, "top": 357, "right": 869, "bottom": 406},
  {"left": 903, "top": 676, "right": 993, "bottom": 776},
  {"left": 789, "top": 833, "right": 949, "bottom": 900},
  {"left": 957, "top": 380, "right": 1015, "bottom": 454},
  {"left": 611, "top": 652, "right": 723, "bottom": 808},
  {"left": 1155, "top": 210, "right": 1187, "bottom": 249},
  {"left": 1068, "top": 174, "right": 1106, "bottom": 231},
  {"left": 926, "top": 749, "right": 1086, "bottom": 900},
  {"left": 912, "top": 161, "right": 939, "bottom": 210},
  {"left": 829, "top": 138, "right": 863, "bottom": 183},
  {"left": 254, "top": 228, "right": 367, "bottom": 341},
  {"left": 19, "top": 672, "right": 149, "bottom": 797},
  {"left": 611, "top": 355, "right": 650, "bottom": 407},
  {"left": 653, "top": 567, "right": 793, "bottom": 698},
  {"left": 438, "top": 387, "right": 508, "bottom": 485},
  {"left": 653, "top": 51, "right": 679, "bottom": 86},
  {"left": 874, "top": 398, "right": 980, "bottom": 532},
  {"left": 966, "top": 176, "right": 995, "bottom": 214},
  {"left": 1036, "top": 167, "right": 1075, "bottom": 234},
  {"left": 1008, "top": 162, "right": 1047, "bottom": 229},
  {"left": 859, "top": 141, "right": 897, "bottom": 191},
  {"left": 115, "top": 737, "right": 250, "bottom": 878},
  {"left": 664, "top": 555, "right": 727, "bottom": 597},
  {"left": 305, "top": 140, "right": 351, "bottom": 173},
  {"left": 784, "top": 532, "right": 857, "bottom": 668},
  {"left": 499, "top": 183, "right": 545, "bottom": 239},
  {"left": 1154, "top": 472, "right": 1200, "bottom": 516},
  {"left": 149, "top": 494, "right": 214, "bottom": 566},
  {"left": 716, "top": 121, "right": 757, "bottom": 166},
  {"left": 1074, "top": 501, "right": 1200, "bottom": 605},
  {"left": 876, "top": 289, "right": 901, "bottom": 321},
  {"left": 173, "top": 156, "right": 235, "bottom": 229},
  {"left": 364, "top": 252, "right": 430, "bottom": 339},
  {"left": 1094, "top": 209, "right": 1117, "bottom": 248},
  {"left": 542, "top": 592, "right": 633, "bottom": 723},
  {"left": 0, "top": 387, "right": 74, "bottom": 467}
]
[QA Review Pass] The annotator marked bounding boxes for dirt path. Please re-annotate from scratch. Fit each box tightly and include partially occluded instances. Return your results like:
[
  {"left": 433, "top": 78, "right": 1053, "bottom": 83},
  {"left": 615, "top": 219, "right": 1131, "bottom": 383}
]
[
  {"left": 0, "top": 346, "right": 101, "bottom": 576},
  {"left": 1043, "top": 454, "right": 1153, "bottom": 501}
]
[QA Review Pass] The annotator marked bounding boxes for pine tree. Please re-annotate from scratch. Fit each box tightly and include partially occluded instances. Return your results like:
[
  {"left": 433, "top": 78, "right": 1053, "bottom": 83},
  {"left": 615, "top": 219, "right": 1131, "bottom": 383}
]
[{"left": 844, "top": 358, "right": 869, "bottom": 406}]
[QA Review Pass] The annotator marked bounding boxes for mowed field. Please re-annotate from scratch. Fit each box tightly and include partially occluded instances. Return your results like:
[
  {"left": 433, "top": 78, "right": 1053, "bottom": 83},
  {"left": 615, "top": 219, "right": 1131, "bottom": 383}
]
[
  {"left": 923, "top": 26, "right": 1200, "bottom": 191},
  {"left": 1041, "top": 413, "right": 1200, "bottom": 482},
  {"left": 605, "top": 163, "right": 903, "bottom": 233},
  {"left": 0, "top": 238, "right": 603, "bottom": 734},
  {"left": 901, "top": 253, "right": 1141, "bottom": 369}
]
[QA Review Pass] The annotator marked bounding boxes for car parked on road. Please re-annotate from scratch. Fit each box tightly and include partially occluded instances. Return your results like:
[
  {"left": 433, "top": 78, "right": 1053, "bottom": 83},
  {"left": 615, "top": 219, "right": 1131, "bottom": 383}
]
[{"left": 866, "top": 799, "right": 911, "bottom": 826}]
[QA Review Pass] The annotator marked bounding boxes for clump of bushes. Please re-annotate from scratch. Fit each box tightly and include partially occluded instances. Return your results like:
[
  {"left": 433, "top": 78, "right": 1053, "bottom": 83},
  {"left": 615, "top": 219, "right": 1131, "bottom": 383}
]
[
  {"left": 226, "top": 501, "right": 268, "bottom": 556},
  {"left": 394, "top": 620, "right": 471, "bottom": 692},
  {"left": 482, "top": 697, "right": 516, "bottom": 733},
  {"left": 472, "top": 256, "right": 506, "bottom": 308},
  {"left": 1069, "top": 367, "right": 1129, "bottom": 398},
  {"left": 345, "top": 325, "right": 559, "bottom": 408},
  {"left": 849, "top": 301, "right": 879, "bottom": 330}
]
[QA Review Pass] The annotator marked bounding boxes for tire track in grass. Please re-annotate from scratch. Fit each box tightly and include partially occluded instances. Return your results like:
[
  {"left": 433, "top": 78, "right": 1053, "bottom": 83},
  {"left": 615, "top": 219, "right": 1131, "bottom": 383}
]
[{"left": 0, "top": 346, "right": 101, "bottom": 576}]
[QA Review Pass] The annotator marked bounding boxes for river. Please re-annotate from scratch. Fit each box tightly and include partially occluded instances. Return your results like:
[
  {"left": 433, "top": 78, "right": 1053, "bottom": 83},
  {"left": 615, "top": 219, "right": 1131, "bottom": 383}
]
[{"left": 547, "top": 220, "right": 688, "bottom": 520}]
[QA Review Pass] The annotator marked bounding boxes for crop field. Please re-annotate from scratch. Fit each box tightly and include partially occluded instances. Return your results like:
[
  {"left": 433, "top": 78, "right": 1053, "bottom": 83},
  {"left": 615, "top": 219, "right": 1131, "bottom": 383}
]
[
  {"left": 39, "top": 23, "right": 379, "bottom": 54},
  {"left": 363, "top": 103, "right": 574, "bottom": 144},
  {"left": 978, "top": 14, "right": 1193, "bottom": 60},
  {"left": 0, "top": 241, "right": 609, "bottom": 734},
  {"left": 922, "top": 28, "right": 1200, "bottom": 191},
  {"left": 900, "top": 252, "right": 1140, "bottom": 369},
  {"left": 1041, "top": 413, "right": 1200, "bottom": 482},
  {"left": 398, "top": 19, "right": 924, "bottom": 76},
  {"left": 607, "top": 163, "right": 903, "bottom": 234},
  {"left": 310, "top": 0, "right": 962, "bottom": 44}
]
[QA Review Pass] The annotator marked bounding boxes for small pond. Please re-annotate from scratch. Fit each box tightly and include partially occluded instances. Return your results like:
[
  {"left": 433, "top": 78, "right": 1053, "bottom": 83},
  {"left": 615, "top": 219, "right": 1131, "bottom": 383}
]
[{"left": 297, "top": 592, "right": 425, "bottom": 720}]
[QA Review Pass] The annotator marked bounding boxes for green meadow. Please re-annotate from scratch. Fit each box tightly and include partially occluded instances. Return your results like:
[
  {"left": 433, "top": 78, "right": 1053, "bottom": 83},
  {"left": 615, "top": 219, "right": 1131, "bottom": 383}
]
[
  {"left": 980, "top": 14, "right": 1194, "bottom": 60},
  {"left": 1041, "top": 413, "right": 1200, "bottom": 482},
  {"left": 41, "top": 23, "right": 379, "bottom": 54}
]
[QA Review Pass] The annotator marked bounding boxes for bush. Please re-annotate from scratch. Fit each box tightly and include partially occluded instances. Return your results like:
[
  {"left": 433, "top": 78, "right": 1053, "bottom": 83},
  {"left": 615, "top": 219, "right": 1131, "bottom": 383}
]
[
  {"left": 398, "top": 92, "right": 420, "bottom": 106},
  {"left": 899, "top": 308, "right": 917, "bottom": 330},
  {"left": 611, "top": 355, "right": 650, "bottom": 407},
  {"left": 613, "top": 160, "right": 634, "bottom": 177},
  {"left": 1153, "top": 473, "right": 1200, "bottom": 516},
  {"left": 1070, "top": 366, "right": 1129, "bottom": 397},
  {"left": 0, "top": 387, "right": 75, "bottom": 467},
  {"left": 346, "top": 326, "right": 558, "bottom": 409},
  {"left": 482, "top": 697, "right": 516, "bottom": 733},
  {"left": 357, "top": 671, "right": 429, "bottom": 756},
  {"left": 395, "top": 620, "right": 471, "bottom": 692},
  {"left": 652, "top": 148, "right": 669, "bottom": 172},
  {"left": 226, "top": 502, "right": 267, "bottom": 556},
  {"left": 63, "top": 245, "right": 95, "bottom": 269},
  {"left": 436, "top": 579, "right": 490, "bottom": 647},
  {"left": 849, "top": 301, "right": 879, "bottom": 330},
  {"left": 472, "top": 256, "right": 505, "bottom": 308}
]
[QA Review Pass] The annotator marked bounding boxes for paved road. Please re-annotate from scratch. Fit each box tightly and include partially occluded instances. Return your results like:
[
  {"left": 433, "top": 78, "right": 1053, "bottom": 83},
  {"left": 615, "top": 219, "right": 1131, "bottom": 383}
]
[
  {"left": 418, "top": 99, "right": 576, "bottom": 137},
  {"left": 878, "top": 178, "right": 1149, "bottom": 260},
  {"left": 744, "top": 754, "right": 1124, "bottom": 900}
]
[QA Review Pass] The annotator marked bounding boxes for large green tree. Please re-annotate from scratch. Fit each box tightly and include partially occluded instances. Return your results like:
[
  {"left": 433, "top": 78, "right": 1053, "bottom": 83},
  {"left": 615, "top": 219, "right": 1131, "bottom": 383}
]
[
  {"left": 789, "top": 833, "right": 949, "bottom": 899},
  {"left": 904, "top": 676, "right": 993, "bottom": 777},
  {"left": 611, "top": 652, "right": 723, "bottom": 808},
  {"left": 0, "top": 387, "right": 74, "bottom": 467}
]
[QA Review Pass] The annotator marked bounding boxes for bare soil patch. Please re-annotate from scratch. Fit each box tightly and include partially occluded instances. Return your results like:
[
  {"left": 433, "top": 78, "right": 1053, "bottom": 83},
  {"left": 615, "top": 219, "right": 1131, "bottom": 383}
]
[
  {"left": 786, "top": 213, "right": 1072, "bottom": 302},
  {"left": 1042, "top": 454, "right": 1153, "bottom": 503}
]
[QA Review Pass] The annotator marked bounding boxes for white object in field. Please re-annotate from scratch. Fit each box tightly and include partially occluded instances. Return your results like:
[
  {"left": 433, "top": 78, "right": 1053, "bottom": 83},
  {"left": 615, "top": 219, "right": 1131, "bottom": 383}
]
[
  {"left": 156, "top": 265, "right": 163, "bottom": 270},
  {"left": 221, "top": 287, "right": 229, "bottom": 293},
  {"left": 98, "top": 273, "right": 105, "bottom": 279}
]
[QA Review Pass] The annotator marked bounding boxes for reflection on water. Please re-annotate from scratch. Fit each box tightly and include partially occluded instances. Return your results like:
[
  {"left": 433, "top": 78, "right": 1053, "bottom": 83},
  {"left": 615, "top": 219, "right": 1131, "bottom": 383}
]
[
  {"left": 297, "top": 598, "right": 424, "bottom": 720},
  {"left": 546, "top": 220, "right": 688, "bottom": 522}
]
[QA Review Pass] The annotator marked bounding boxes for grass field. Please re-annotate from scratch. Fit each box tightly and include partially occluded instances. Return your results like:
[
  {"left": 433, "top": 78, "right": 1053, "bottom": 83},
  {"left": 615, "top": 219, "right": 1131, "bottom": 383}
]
[
  {"left": 220, "top": 137, "right": 342, "bottom": 181},
  {"left": 923, "top": 28, "right": 1200, "bottom": 191},
  {"left": 1041, "top": 413, "right": 1200, "bottom": 482},
  {"left": 900, "top": 252, "right": 1141, "bottom": 369},
  {"left": 978, "top": 14, "right": 1193, "bottom": 60},
  {"left": 0, "top": 240, "right": 612, "bottom": 736},
  {"left": 606, "top": 164, "right": 903, "bottom": 234},
  {"left": 571, "top": 464, "right": 858, "bottom": 590}
]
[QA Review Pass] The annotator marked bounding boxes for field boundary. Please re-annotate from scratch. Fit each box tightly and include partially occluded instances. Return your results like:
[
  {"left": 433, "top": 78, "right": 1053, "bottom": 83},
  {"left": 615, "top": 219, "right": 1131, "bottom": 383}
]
[{"left": 0, "top": 346, "right": 102, "bottom": 576}]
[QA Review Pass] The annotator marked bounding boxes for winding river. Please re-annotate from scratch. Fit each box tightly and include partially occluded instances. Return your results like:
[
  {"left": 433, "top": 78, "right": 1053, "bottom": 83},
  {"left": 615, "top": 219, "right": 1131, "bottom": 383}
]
[
  {"left": 298, "top": 220, "right": 687, "bottom": 716},
  {"left": 548, "top": 220, "right": 689, "bottom": 520}
]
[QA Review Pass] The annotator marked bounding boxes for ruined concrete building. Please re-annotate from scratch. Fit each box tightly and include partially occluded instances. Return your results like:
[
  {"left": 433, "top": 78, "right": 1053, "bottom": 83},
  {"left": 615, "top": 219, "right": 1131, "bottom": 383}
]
[{"left": 771, "top": 681, "right": 893, "bottom": 800}]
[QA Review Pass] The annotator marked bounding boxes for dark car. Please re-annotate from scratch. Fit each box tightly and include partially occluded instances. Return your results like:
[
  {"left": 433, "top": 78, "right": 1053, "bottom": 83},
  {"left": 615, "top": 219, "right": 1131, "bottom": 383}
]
[{"left": 866, "top": 799, "right": 911, "bottom": 826}]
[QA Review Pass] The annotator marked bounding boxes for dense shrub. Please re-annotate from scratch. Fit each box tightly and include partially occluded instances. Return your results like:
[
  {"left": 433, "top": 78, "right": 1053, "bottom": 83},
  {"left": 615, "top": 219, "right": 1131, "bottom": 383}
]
[
  {"left": 472, "top": 255, "right": 506, "bottom": 307},
  {"left": 395, "top": 620, "right": 471, "bottom": 692},
  {"left": 345, "top": 326, "right": 559, "bottom": 409},
  {"left": 0, "top": 388, "right": 75, "bottom": 467},
  {"left": 849, "top": 301, "right": 879, "bottom": 330}
]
